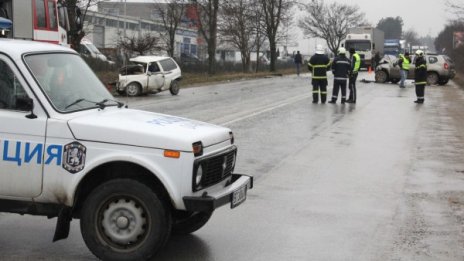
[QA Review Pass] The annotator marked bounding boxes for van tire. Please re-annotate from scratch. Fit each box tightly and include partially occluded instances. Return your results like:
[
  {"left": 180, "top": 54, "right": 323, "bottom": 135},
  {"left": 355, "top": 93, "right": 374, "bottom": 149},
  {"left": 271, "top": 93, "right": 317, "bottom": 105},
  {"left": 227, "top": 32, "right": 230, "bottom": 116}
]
[
  {"left": 426, "top": 72, "right": 439, "bottom": 85},
  {"left": 169, "top": 80, "right": 180, "bottom": 95},
  {"left": 375, "top": 70, "right": 388, "bottom": 83},
  {"left": 80, "top": 179, "right": 171, "bottom": 261},
  {"left": 126, "top": 82, "right": 142, "bottom": 97}
]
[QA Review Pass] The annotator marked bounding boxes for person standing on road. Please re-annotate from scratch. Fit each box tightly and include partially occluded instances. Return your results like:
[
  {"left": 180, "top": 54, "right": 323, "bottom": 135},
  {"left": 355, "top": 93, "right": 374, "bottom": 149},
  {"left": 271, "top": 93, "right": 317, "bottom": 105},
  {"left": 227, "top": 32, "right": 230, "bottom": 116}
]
[
  {"left": 308, "top": 45, "right": 331, "bottom": 104},
  {"left": 347, "top": 48, "right": 360, "bottom": 103},
  {"left": 413, "top": 50, "right": 427, "bottom": 104},
  {"left": 398, "top": 52, "right": 411, "bottom": 88},
  {"left": 294, "top": 51, "right": 303, "bottom": 76},
  {"left": 329, "top": 47, "right": 351, "bottom": 104}
]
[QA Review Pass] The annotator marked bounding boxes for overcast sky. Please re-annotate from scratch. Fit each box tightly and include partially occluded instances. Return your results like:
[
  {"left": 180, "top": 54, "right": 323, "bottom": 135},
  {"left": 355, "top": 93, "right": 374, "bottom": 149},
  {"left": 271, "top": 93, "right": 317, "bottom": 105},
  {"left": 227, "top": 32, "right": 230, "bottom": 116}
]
[{"left": 330, "top": 0, "right": 450, "bottom": 37}]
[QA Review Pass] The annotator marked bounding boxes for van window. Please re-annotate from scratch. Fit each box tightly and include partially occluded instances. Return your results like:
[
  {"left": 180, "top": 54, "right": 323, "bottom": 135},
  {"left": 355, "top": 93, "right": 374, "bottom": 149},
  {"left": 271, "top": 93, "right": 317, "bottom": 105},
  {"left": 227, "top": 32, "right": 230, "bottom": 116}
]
[
  {"left": 0, "top": 59, "right": 28, "bottom": 110},
  {"left": 428, "top": 56, "right": 438, "bottom": 64},
  {"left": 35, "top": 0, "right": 47, "bottom": 28},
  {"left": 48, "top": 0, "right": 57, "bottom": 30},
  {"left": 159, "top": 58, "right": 178, "bottom": 72}
]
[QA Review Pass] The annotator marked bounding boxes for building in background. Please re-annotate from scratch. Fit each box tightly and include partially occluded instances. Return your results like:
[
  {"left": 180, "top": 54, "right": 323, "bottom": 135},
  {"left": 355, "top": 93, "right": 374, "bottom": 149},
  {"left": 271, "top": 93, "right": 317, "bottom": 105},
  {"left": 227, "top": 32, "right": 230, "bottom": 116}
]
[{"left": 82, "top": 1, "right": 201, "bottom": 61}]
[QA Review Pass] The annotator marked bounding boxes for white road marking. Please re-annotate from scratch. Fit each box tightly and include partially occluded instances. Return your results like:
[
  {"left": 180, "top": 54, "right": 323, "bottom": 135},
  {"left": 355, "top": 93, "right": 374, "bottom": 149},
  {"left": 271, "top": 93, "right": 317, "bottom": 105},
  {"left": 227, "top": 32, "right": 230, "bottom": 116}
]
[{"left": 220, "top": 93, "right": 312, "bottom": 126}]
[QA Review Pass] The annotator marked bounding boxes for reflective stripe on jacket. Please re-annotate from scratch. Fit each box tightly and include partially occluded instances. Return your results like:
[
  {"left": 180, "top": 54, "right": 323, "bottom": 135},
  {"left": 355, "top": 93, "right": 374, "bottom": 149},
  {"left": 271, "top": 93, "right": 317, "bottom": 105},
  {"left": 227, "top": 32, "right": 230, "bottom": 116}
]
[
  {"left": 308, "top": 53, "right": 331, "bottom": 79},
  {"left": 332, "top": 55, "right": 351, "bottom": 80},
  {"left": 414, "top": 56, "right": 427, "bottom": 85}
]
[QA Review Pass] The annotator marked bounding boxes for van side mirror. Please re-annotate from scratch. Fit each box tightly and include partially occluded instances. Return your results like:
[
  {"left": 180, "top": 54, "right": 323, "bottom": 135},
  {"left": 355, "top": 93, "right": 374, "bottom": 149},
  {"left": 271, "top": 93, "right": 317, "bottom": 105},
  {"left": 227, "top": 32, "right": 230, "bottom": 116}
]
[{"left": 16, "top": 97, "right": 37, "bottom": 119}]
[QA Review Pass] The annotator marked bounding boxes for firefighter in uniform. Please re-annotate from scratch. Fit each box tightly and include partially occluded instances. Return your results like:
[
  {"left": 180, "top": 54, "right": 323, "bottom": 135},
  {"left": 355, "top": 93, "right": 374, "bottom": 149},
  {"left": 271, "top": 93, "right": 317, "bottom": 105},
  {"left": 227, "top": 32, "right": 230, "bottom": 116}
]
[
  {"left": 347, "top": 48, "right": 360, "bottom": 103},
  {"left": 308, "top": 45, "right": 331, "bottom": 104},
  {"left": 329, "top": 47, "right": 351, "bottom": 104},
  {"left": 414, "top": 50, "right": 427, "bottom": 103},
  {"left": 398, "top": 52, "right": 411, "bottom": 88}
]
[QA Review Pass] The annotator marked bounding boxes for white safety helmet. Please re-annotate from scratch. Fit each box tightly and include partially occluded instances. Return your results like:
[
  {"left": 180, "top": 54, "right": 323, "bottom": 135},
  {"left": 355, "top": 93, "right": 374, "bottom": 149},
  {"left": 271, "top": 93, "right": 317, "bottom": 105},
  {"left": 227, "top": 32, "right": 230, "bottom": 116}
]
[
  {"left": 315, "top": 44, "right": 324, "bottom": 54},
  {"left": 338, "top": 47, "right": 346, "bottom": 55},
  {"left": 415, "top": 49, "right": 424, "bottom": 56}
]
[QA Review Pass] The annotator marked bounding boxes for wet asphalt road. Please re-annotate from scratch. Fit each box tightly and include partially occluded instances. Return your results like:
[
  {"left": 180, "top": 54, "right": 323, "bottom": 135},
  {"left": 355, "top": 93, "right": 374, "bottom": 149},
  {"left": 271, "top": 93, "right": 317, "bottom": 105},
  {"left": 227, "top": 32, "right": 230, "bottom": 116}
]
[{"left": 1, "top": 72, "right": 464, "bottom": 260}]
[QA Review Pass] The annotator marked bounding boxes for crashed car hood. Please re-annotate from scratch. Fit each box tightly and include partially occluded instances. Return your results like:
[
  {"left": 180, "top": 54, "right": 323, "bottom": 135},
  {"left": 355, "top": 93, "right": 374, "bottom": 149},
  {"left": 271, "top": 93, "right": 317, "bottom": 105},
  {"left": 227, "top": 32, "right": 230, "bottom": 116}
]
[{"left": 67, "top": 109, "right": 231, "bottom": 151}]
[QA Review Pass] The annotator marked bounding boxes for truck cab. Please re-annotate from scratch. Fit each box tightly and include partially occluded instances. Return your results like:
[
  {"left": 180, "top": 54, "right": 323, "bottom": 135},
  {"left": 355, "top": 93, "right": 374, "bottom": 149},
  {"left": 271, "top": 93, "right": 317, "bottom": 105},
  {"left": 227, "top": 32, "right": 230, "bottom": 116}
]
[{"left": 0, "top": 39, "right": 252, "bottom": 261}]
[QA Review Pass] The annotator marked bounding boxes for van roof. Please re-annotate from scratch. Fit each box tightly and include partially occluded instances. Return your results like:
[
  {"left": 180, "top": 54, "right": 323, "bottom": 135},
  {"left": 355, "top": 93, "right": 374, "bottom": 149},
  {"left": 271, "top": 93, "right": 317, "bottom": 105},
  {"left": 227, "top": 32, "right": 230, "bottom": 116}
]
[
  {"left": 130, "top": 56, "right": 171, "bottom": 63},
  {"left": 0, "top": 39, "right": 75, "bottom": 59}
]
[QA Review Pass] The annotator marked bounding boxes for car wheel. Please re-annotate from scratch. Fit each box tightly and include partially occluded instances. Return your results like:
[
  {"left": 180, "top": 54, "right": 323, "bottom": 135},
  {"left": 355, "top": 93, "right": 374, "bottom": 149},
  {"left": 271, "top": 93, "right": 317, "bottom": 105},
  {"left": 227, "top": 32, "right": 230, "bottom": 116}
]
[
  {"left": 390, "top": 78, "right": 400, "bottom": 84},
  {"left": 80, "top": 179, "right": 172, "bottom": 261},
  {"left": 126, "top": 82, "right": 142, "bottom": 97},
  {"left": 169, "top": 80, "right": 180, "bottom": 95},
  {"left": 438, "top": 79, "right": 449, "bottom": 85},
  {"left": 426, "top": 72, "right": 439, "bottom": 85},
  {"left": 375, "top": 70, "right": 388, "bottom": 83},
  {"left": 172, "top": 211, "right": 212, "bottom": 235}
]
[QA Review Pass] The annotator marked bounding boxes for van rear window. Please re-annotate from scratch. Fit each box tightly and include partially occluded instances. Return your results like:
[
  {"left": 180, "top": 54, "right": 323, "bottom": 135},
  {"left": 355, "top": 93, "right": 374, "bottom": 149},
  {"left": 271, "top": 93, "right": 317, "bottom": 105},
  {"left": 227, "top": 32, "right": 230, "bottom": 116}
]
[{"left": 159, "top": 58, "right": 178, "bottom": 72}]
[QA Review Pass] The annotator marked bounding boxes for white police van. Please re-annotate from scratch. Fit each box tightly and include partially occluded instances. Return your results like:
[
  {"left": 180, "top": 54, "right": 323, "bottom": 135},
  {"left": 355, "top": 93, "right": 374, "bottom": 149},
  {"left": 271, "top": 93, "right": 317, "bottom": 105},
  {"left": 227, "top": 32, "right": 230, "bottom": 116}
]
[{"left": 0, "top": 39, "right": 252, "bottom": 261}]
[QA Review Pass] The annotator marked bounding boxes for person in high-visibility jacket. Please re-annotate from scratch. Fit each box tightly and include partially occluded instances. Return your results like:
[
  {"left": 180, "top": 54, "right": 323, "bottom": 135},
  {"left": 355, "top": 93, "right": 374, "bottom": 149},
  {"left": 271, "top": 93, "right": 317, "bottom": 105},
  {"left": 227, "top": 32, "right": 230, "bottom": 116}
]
[
  {"left": 414, "top": 50, "right": 427, "bottom": 104},
  {"left": 398, "top": 52, "right": 411, "bottom": 88},
  {"left": 347, "top": 48, "right": 361, "bottom": 103},
  {"left": 308, "top": 45, "right": 331, "bottom": 103}
]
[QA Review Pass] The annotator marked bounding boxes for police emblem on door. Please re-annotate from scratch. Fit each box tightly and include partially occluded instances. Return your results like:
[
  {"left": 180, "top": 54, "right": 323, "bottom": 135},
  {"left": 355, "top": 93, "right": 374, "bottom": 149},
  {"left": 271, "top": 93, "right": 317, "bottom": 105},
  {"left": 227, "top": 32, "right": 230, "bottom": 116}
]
[{"left": 62, "top": 142, "right": 86, "bottom": 174}]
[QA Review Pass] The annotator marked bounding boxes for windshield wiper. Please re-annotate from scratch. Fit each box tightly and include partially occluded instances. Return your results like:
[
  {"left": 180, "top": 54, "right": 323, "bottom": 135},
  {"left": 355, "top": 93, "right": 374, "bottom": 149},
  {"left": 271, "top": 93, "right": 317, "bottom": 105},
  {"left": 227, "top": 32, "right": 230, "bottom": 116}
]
[
  {"left": 64, "top": 98, "right": 97, "bottom": 110},
  {"left": 95, "top": 99, "right": 125, "bottom": 109}
]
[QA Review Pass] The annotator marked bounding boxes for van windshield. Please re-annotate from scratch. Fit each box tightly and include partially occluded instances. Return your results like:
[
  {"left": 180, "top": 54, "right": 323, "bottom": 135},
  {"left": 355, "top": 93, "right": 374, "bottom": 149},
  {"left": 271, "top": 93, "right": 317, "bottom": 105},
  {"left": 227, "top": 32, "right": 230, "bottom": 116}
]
[{"left": 24, "top": 53, "right": 114, "bottom": 113}]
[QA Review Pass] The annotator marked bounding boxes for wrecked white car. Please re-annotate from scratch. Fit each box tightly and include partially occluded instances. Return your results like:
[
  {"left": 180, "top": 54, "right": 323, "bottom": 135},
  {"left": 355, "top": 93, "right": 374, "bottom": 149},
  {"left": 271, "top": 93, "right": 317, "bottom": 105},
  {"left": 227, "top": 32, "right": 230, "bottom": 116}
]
[{"left": 116, "top": 56, "right": 182, "bottom": 96}]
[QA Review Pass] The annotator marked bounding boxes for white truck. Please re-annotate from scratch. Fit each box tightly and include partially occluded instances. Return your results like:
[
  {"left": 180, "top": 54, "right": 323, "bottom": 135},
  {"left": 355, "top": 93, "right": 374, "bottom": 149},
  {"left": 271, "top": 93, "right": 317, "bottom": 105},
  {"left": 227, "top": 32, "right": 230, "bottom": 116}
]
[
  {"left": 0, "top": 39, "right": 252, "bottom": 260},
  {"left": 342, "top": 27, "right": 385, "bottom": 68}
]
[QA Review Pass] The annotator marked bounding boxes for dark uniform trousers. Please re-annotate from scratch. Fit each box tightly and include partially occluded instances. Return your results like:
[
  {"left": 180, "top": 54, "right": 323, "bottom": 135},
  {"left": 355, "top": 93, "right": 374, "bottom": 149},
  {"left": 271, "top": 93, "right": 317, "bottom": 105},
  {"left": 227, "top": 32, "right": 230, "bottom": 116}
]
[
  {"left": 415, "top": 84, "right": 425, "bottom": 102},
  {"left": 312, "top": 79, "right": 328, "bottom": 103},
  {"left": 332, "top": 80, "right": 347, "bottom": 103},
  {"left": 348, "top": 72, "right": 358, "bottom": 102}
]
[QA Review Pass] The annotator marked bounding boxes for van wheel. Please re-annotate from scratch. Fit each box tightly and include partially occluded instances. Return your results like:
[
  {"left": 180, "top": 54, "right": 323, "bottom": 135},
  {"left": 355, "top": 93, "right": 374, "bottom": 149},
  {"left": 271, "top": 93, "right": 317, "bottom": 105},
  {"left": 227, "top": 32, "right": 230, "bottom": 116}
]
[
  {"left": 169, "top": 80, "right": 180, "bottom": 95},
  {"left": 427, "top": 72, "right": 439, "bottom": 85},
  {"left": 375, "top": 70, "right": 388, "bottom": 83},
  {"left": 80, "top": 179, "right": 171, "bottom": 261},
  {"left": 172, "top": 211, "right": 212, "bottom": 235},
  {"left": 126, "top": 83, "right": 141, "bottom": 97}
]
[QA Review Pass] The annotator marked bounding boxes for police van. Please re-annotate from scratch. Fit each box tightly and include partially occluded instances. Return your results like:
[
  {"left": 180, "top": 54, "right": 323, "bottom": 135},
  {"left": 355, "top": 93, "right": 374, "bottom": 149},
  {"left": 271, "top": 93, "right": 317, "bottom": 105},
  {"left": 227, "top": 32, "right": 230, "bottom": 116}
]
[{"left": 0, "top": 39, "right": 252, "bottom": 261}]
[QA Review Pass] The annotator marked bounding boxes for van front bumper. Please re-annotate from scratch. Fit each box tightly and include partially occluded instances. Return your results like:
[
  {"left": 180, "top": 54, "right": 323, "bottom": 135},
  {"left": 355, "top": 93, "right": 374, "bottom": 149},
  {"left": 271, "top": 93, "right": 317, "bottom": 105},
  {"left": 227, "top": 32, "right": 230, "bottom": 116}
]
[{"left": 183, "top": 174, "right": 253, "bottom": 212}]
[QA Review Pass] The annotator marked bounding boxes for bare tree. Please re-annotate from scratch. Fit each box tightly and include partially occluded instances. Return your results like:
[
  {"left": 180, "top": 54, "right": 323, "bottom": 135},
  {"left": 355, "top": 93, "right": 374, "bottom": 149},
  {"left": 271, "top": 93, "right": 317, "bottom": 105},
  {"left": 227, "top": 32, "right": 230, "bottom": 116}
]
[
  {"left": 118, "top": 33, "right": 162, "bottom": 56},
  {"left": 195, "top": 0, "right": 219, "bottom": 75},
  {"left": 66, "top": 0, "right": 93, "bottom": 51},
  {"left": 259, "top": 0, "right": 293, "bottom": 72},
  {"left": 403, "top": 29, "right": 420, "bottom": 46},
  {"left": 298, "top": 0, "right": 365, "bottom": 54},
  {"left": 156, "top": 0, "right": 186, "bottom": 57},
  {"left": 446, "top": 0, "right": 464, "bottom": 19},
  {"left": 220, "top": 0, "right": 259, "bottom": 72}
]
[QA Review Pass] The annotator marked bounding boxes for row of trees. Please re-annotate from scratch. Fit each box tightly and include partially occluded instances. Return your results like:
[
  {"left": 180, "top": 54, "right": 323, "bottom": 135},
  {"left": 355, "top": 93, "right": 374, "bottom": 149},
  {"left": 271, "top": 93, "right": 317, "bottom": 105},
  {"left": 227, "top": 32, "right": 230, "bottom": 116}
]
[
  {"left": 68, "top": 0, "right": 372, "bottom": 75},
  {"left": 67, "top": 1, "right": 440, "bottom": 75}
]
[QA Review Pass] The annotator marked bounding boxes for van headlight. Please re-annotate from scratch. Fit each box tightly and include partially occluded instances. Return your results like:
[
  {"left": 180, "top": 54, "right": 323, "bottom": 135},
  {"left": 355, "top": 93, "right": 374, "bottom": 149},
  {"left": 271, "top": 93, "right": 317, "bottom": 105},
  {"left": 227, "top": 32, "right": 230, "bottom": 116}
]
[{"left": 195, "top": 164, "right": 203, "bottom": 187}]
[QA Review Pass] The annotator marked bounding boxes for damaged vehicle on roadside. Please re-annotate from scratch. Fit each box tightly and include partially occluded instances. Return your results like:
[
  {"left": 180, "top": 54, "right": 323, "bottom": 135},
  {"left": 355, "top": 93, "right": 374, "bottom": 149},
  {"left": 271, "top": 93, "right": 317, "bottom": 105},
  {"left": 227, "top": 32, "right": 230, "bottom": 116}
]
[
  {"left": 116, "top": 56, "right": 182, "bottom": 96},
  {"left": 375, "top": 53, "right": 456, "bottom": 85}
]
